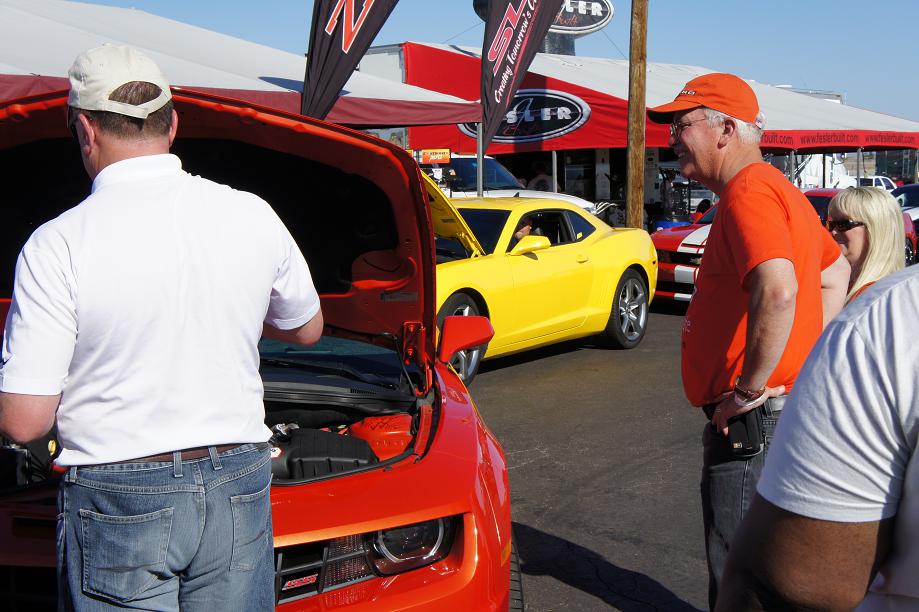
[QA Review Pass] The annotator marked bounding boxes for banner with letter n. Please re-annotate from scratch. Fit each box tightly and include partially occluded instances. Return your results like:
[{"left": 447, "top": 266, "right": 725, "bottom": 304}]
[
  {"left": 480, "top": 0, "right": 563, "bottom": 148},
  {"left": 302, "top": 0, "right": 400, "bottom": 120}
]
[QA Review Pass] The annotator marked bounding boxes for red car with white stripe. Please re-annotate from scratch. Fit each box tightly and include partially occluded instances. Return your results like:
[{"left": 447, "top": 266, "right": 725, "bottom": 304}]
[
  {"left": 651, "top": 207, "right": 716, "bottom": 301},
  {"left": 652, "top": 190, "right": 918, "bottom": 303}
]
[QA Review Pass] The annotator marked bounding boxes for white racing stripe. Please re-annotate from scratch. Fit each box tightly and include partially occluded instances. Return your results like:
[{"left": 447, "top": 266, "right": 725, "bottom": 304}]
[
  {"left": 676, "top": 224, "right": 712, "bottom": 253},
  {"left": 673, "top": 265, "right": 698, "bottom": 284}
]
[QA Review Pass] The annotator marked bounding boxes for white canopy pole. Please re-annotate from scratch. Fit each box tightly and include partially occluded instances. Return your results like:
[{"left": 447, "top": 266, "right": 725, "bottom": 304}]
[{"left": 476, "top": 121, "right": 484, "bottom": 197}]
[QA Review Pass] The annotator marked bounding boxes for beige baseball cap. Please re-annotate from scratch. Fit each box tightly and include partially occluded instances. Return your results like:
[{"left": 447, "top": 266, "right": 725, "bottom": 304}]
[{"left": 68, "top": 44, "right": 172, "bottom": 119}]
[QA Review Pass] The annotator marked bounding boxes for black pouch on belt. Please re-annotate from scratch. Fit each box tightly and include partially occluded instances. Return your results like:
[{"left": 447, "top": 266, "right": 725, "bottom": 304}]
[{"left": 726, "top": 406, "right": 764, "bottom": 458}]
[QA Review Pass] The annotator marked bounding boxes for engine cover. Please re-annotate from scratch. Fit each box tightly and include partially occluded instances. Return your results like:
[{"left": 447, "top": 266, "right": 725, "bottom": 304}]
[{"left": 271, "top": 429, "right": 379, "bottom": 480}]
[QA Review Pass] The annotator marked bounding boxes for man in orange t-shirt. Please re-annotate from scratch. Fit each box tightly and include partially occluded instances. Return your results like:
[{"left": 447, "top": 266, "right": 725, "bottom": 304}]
[{"left": 647, "top": 73, "right": 850, "bottom": 610}]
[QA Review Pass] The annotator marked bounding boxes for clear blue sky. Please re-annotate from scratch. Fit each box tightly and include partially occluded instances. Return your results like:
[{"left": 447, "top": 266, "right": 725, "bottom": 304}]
[{"left": 90, "top": 0, "right": 919, "bottom": 121}]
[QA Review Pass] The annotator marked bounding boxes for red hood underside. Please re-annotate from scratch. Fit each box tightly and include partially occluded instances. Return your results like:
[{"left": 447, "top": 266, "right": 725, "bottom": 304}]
[{"left": 0, "top": 89, "right": 436, "bottom": 382}]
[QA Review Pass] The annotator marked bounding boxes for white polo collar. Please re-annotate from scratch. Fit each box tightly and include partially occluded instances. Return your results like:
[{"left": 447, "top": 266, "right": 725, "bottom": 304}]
[{"left": 91, "top": 154, "right": 183, "bottom": 193}]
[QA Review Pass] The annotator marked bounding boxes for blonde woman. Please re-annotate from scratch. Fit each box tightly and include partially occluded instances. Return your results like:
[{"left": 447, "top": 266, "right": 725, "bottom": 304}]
[{"left": 827, "top": 187, "right": 904, "bottom": 304}]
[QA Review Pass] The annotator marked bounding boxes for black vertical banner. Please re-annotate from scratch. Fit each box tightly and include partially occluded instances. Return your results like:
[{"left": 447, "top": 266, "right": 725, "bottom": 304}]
[
  {"left": 302, "top": 0, "right": 400, "bottom": 120},
  {"left": 480, "top": 0, "right": 564, "bottom": 148}
]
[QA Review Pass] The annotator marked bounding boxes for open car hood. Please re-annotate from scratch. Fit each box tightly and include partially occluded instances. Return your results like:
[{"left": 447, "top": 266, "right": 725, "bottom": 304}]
[
  {"left": 0, "top": 88, "right": 436, "bottom": 390},
  {"left": 422, "top": 173, "right": 485, "bottom": 257}
]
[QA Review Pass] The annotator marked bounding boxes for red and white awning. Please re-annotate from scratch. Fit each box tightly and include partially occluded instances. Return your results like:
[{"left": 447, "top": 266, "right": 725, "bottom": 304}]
[
  {"left": 398, "top": 42, "right": 919, "bottom": 153},
  {"left": 0, "top": 0, "right": 480, "bottom": 126}
]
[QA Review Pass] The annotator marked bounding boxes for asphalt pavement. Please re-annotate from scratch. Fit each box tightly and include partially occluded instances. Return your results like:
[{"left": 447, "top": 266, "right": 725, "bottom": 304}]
[{"left": 472, "top": 303, "right": 707, "bottom": 611}]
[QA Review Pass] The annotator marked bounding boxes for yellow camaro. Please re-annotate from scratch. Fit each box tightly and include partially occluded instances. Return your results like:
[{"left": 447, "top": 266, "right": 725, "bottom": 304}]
[{"left": 425, "top": 175, "right": 658, "bottom": 382}]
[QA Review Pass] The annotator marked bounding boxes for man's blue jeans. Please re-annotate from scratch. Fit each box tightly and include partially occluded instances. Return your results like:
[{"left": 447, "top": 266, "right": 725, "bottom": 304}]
[
  {"left": 700, "top": 397, "right": 785, "bottom": 611},
  {"left": 57, "top": 443, "right": 274, "bottom": 611}
]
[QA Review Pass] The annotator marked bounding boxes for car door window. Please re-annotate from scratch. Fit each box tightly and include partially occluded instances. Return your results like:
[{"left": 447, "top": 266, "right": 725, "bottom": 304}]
[
  {"left": 565, "top": 211, "right": 596, "bottom": 242},
  {"left": 531, "top": 211, "right": 571, "bottom": 246},
  {"left": 457, "top": 208, "right": 510, "bottom": 255}
]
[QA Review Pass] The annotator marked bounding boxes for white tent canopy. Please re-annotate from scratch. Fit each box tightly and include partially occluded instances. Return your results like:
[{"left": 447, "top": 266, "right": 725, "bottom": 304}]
[{"left": 0, "top": 0, "right": 480, "bottom": 125}]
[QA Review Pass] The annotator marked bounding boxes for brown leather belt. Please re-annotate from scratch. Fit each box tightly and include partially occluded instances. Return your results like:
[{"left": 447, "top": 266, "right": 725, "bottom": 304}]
[{"left": 114, "top": 444, "right": 243, "bottom": 464}]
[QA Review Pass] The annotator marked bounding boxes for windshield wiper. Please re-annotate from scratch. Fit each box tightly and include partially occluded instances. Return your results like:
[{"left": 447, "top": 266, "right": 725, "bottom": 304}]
[{"left": 259, "top": 357, "right": 400, "bottom": 390}]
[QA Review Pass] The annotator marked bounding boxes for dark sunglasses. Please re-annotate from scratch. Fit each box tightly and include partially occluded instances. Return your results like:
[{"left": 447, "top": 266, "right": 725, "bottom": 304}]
[{"left": 827, "top": 218, "right": 865, "bottom": 232}]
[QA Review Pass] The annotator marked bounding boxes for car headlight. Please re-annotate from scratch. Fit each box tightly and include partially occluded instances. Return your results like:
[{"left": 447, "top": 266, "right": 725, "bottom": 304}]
[{"left": 370, "top": 517, "right": 456, "bottom": 575}]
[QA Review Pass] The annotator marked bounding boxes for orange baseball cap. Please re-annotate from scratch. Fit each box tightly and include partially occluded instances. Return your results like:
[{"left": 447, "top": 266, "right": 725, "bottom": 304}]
[{"left": 647, "top": 73, "right": 762, "bottom": 127}]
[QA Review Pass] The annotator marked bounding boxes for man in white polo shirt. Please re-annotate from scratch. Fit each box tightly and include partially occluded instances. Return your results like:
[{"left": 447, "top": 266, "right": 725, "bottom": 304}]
[
  {"left": 0, "top": 45, "right": 322, "bottom": 611},
  {"left": 717, "top": 266, "right": 919, "bottom": 610}
]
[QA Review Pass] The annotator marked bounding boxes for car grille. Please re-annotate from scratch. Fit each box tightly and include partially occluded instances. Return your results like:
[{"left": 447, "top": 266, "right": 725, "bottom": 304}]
[
  {"left": 275, "top": 534, "right": 375, "bottom": 605},
  {"left": 657, "top": 280, "right": 695, "bottom": 295},
  {"left": 659, "top": 250, "right": 702, "bottom": 265}
]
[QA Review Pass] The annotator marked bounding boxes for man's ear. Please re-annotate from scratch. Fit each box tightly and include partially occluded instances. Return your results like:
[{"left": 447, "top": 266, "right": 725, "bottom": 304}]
[
  {"left": 718, "top": 118, "right": 736, "bottom": 146},
  {"left": 168, "top": 109, "right": 178, "bottom": 147},
  {"left": 75, "top": 113, "right": 95, "bottom": 156}
]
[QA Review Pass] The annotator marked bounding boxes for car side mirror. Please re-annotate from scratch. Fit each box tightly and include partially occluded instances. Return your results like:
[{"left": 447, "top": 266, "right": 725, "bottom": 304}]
[
  {"left": 509, "top": 235, "right": 551, "bottom": 256},
  {"left": 437, "top": 315, "right": 494, "bottom": 365}
]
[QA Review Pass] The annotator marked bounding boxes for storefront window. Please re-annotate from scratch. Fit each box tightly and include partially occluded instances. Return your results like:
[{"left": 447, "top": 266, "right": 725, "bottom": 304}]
[{"left": 563, "top": 150, "right": 595, "bottom": 201}]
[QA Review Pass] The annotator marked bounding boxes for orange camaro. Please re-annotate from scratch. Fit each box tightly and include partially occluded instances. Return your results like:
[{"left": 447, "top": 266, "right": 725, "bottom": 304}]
[{"left": 0, "top": 87, "right": 517, "bottom": 610}]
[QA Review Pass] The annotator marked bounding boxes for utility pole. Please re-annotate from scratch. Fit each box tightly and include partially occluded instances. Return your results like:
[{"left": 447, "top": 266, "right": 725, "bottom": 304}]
[{"left": 626, "top": 0, "right": 648, "bottom": 229}]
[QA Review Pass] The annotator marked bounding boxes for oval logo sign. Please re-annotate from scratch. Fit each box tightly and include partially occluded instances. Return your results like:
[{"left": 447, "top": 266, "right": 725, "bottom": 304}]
[
  {"left": 459, "top": 89, "right": 591, "bottom": 144},
  {"left": 549, "top": 0, "right": 614, "bottom": 35}
]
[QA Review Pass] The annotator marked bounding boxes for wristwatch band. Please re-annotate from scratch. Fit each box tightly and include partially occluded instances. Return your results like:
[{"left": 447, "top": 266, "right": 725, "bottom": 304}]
[{"left": 734, "top": 377, "right": 765, "bottom": 401}]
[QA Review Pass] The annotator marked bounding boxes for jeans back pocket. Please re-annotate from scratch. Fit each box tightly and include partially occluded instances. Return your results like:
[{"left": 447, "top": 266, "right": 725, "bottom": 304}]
[
  {"left": 229, "top": 480, "right": 272, "bottom": 572},
  {"left": 80, "top": 507, "right": 174, "bottom": 603}
]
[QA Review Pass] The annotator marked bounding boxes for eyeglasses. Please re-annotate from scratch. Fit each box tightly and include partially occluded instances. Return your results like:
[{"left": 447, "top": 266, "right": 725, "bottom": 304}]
[
  {"left": 669, "top": 117, "right": 709, "bottom": 138},
  {"left": 827, "top": 218, "right": 865, "bottom": 233}
]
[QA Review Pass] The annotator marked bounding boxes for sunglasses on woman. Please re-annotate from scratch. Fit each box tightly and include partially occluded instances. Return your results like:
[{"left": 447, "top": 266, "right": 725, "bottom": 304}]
[{"left": 827, "top": 218, "right": 865, "bottom": 233}]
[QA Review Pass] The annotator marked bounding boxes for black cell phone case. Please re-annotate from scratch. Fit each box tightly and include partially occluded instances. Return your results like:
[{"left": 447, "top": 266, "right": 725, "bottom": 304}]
[{"left": 726, "top": 407, "right": 764, "bottom": 458}]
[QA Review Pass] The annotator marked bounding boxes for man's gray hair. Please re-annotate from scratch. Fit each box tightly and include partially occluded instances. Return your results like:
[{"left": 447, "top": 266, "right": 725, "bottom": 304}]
[{"left": 703, "top": 108, "right": 765, "bottom": 144}]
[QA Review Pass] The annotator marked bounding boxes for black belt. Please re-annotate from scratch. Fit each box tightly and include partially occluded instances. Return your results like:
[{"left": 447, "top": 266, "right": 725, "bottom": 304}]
[{"left": 113, "top": 444, "right": 243, "bottom": 464}]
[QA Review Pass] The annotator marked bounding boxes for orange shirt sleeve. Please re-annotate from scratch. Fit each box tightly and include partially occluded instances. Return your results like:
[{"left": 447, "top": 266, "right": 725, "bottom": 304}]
[
  {"left": 820, "top": 226, "right": 842, "bottom": 269},
  {"left": 721, "top": 178, "right": 794, "bottom": 287}
]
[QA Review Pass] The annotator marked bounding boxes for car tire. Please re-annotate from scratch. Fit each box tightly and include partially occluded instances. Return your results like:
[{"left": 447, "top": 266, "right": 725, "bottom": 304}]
[
  {"left": 599, "top": 269, "right": 649, "bottom": 349},
  {"left": 509, "top": 541, "right": 525, "bottom": 611},
  {"left": 436, "top": 292, "right": 486, "bottom": 384},
  {"left": 906, "top": 238, "right": 916, "bottom": 267}
]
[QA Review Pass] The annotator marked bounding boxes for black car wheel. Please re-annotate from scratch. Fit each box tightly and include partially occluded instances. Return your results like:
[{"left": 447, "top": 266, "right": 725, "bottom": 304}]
[
  {"left": 600, "top": 269, "right": 648, "bottom": 349},
  {"left": 509, "top": 540, "right": 525, "bottom": 611},
  {"left": 906, "top": 238, "right": 916, "bottom": 267},
  {"left": 436, "top": 292, "right": 486, "bottom": 383}
]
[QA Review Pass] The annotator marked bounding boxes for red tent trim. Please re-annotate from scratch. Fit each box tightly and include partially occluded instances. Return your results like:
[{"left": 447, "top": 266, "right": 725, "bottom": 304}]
[
  {"left": 0, "top": 74, "right": 480, "bottom": 128},
  {"left": 401, "top": 43, "right": 919, "bottom": 153}
]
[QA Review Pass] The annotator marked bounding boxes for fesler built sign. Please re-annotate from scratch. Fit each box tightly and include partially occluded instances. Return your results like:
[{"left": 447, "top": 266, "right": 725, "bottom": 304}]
[
  {"left": 549, "top": 0, "right": 614, "bottom": 35},
  {"left": 459, "top": 89, "right": 591, "bottom": 143}
]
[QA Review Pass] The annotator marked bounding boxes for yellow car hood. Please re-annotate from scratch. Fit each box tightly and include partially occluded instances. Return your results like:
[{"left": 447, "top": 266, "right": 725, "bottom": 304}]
[{"left": 423, "top": 173, "right": 485, "bottom": 257}]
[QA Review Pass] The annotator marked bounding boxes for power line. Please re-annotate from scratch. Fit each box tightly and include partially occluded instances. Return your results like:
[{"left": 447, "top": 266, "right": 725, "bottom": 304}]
[
  {"left": 601, "top": 29, "right": 627, "bottom": 60},
  {"left": 442, "top": 21, "right": 483, "bottom": 44}
]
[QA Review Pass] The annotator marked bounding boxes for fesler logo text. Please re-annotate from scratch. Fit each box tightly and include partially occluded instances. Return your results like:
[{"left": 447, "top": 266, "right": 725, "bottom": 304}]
[
  {"left": 560, "top": 1, "right": 604, "bottom": 16},
  {"left": 505, "top": 99, "right": 573, "bottom": 123},
  {"left": 459, "top": 90, "right": 591, "bottom": 143},
  {"left": 550, "top": 0, "right": 613, "bottom": 34}
]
